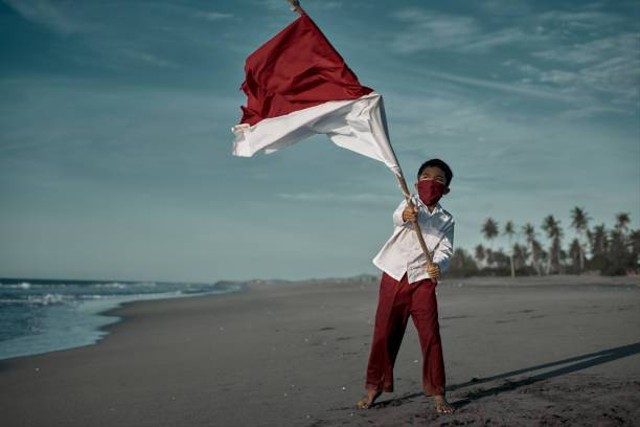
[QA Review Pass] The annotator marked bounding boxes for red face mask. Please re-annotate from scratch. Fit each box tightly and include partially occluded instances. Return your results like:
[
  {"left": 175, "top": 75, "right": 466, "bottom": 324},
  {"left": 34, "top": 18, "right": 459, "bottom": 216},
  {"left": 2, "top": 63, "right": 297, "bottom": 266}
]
[{"left": 417, "top": 180, "right": 446, "bottom": 206}]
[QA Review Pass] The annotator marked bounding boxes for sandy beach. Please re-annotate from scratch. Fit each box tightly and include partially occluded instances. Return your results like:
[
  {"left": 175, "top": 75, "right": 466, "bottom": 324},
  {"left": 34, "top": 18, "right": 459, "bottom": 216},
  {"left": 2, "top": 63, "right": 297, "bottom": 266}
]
[{"left": 1, "top": 275, "right": 639, "bottom": 426}]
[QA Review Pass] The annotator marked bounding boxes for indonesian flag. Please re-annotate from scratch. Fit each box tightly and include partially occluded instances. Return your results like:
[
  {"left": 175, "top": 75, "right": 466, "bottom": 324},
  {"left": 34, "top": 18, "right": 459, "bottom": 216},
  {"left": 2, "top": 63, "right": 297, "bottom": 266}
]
[{"left": 231, "top": 11, "right": 401, "bottom": 177}]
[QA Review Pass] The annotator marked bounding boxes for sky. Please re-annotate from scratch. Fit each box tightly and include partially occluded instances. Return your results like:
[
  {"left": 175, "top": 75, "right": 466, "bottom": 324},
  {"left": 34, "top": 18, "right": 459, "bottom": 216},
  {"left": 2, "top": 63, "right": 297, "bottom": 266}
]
[{"left": 0, "top": 0, "right": 638, "bottom": 282}]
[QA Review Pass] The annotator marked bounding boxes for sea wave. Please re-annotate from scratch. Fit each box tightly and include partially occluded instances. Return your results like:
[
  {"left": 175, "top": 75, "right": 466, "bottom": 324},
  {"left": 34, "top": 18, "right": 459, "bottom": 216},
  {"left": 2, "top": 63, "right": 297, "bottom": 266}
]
[
  {"left": 93, "top": 282, "right": 158, "bottom": 289},
  {"left": 0, "top": 282, "right": 33, "bottom": 289},
  {"left": 0, "top": 279, "right": 243, "bottom": 361},
  {"left": 27, "top": 293, "right": 67, "bottom": 305},
  {"left": 0, "top": 294, "right": 70, "bottom": 306}
]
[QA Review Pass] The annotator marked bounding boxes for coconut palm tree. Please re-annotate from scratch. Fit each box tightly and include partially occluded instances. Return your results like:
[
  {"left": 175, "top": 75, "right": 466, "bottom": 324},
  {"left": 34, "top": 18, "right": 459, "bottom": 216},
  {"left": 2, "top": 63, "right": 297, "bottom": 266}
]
[
  {"left": 474, "top": 244, "right": 486, "bottom": 269},
  {"left": 570, "top": 207, "right": 590, "bottom": 271},
  {"left": 504, "top": 220, "right": 516, "bottom": 277},
  {"left": 512, "top": 243, "right": 529, "bottom": 272},
  {"left": 589, "top": 224, "right": 608, "bottom": 257},
  {"left": 542, "top": 215, "right": 563, "bottom": 274},
  {"left": 605, "top": 228, "right": 628, "bottom": 275},
  {"left": 569, "top": 238, "right": 582, "bottom": 271},
  {"left": 630, "top": 229, "right": 640, "bottom": 273},
  {"left": 482, "top": 218, "right": 499, "bottom": 267},
  {"left": 534, "top": 240, "right": 548, "bottom": 276},
  {"left": 615, "top": 212, "right": 630, "bottom": 234},
  {"left": 523, "top": 223, "right": 542, "bottom": 275}
]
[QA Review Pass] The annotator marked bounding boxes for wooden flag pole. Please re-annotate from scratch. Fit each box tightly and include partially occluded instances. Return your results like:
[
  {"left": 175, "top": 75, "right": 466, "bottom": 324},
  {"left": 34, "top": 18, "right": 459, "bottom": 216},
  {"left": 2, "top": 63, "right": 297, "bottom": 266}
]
[
  {"left": 287, "top": 0, "right": 303, "bottom": 14},
  {"left": 284, "top": 0, "right": 436, "bottom": 272},
  {"left": 394, "top": 172, "right": 434, "bottom": 265}
]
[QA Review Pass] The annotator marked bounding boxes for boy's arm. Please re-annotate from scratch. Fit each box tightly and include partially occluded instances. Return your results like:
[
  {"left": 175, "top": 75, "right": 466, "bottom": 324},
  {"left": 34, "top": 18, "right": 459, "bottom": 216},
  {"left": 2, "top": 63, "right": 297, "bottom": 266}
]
[
  {"left": 392, "top": 199, "right": 409, "bottom": 227},
  {"left": 432, "top": 220, "right": 455, "bottom": 273}
]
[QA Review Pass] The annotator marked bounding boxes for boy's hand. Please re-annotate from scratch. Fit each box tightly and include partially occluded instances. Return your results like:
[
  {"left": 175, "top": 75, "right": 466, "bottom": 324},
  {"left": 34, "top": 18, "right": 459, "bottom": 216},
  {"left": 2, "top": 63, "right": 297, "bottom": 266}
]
[
  {"left": 426, "top": 263, "right": 441, "bottom": 281},
  {"left": 402, "top": 205, "right": 419, "bottom": 222}
]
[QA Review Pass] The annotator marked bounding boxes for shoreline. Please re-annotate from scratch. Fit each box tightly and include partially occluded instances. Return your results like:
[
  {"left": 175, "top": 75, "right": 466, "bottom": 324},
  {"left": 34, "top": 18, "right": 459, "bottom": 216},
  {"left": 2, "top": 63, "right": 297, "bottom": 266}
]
[
  {"left": 1, "top": 274, "right": 636, "bottom": 364},
  {"left": 0, "top": 281, "right": 246, "bottom": 362},
  {"left": 1, "top": 275, "right": 639, "bottom": 426}
]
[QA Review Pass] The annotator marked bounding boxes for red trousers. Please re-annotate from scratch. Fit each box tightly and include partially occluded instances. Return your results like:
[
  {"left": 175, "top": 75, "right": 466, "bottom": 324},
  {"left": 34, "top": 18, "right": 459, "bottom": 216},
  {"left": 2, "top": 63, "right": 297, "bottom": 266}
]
[{"left": 365, "top": 273, "right": 445, "bottom": 396}]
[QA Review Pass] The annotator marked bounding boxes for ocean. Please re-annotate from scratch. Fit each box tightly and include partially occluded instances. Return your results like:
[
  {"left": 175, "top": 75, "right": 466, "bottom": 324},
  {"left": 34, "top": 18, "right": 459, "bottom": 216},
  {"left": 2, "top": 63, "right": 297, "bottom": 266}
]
[{"left": 0, "top": 278, "right": 242, "bottom": 361}]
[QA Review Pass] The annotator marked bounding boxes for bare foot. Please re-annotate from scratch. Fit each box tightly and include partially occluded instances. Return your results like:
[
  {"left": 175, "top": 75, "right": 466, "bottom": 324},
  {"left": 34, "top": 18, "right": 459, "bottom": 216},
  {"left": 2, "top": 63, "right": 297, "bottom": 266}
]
[
  {"left": 356, "top": 389, "right": 381, "bottom": 409},
  {"left": 434, "top": 395, "right": 454, "bottom": 415}
]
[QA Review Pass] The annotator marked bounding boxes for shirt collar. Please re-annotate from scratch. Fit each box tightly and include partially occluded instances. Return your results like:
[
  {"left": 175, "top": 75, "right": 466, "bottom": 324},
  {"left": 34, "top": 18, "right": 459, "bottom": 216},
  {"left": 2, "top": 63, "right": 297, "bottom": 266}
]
[{"left": 414, "top": 195, "right": 442, "bottom": 215}]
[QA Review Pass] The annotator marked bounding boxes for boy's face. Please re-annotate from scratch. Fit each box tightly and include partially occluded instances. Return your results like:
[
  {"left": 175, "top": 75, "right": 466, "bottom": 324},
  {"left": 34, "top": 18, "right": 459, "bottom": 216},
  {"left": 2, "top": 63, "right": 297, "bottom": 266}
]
[{"left": 416, "top": 166, "right": 450, "bottom": 194}]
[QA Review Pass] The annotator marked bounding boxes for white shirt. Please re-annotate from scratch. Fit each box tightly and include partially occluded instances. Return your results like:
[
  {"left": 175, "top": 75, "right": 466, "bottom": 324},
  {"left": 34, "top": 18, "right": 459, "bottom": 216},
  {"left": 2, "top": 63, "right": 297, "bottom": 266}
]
[{"left": 372, "top": 196, "right": 455, "bottom": 284}]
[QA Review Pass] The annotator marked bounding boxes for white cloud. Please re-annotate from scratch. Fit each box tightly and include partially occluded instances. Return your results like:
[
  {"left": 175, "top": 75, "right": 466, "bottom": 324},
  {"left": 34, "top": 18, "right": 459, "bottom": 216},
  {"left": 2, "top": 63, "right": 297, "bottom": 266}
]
[
  {"left": 479, "top": 0, "right": 532, "bottom": 16},
  {"left": 533, "top": 33, "right": 638, "bottom": 65},
  {"left": 460, "top": 27, "right": 538, "bottom": 53},
  {"left": 116, "top": 47, "right": 180, "bottom": 69},
  {"left": 390, "top": 8, "right": 547, "bottom": 54},
  {"left": 390, "top": 9, "right": 478, "bottom": 53},
  {"left": 540, "top": 70, "right": 578, "bottom": 85},
  {"left": 277, "top": 192, "right": 397, "bottom": 204},
  {"left": 538, "top": 10, "right": 624, "bottom": 31},
  {"left": 3, "top": 0, "right": 90, "bottom": 33},
  {"left": 261, "top": 0, "right": 342, "bottom": 11},
  {"left": 527, "top": 32, "right": 640, "bottom": 110},
  {"left": 388, "top": 4, "right": 638, "bottom": 117},
  {"left": 418, "top": 69, "right": 577, "bottom": 102},
  {"left": 194, "top": 11, "right": 234, "bottom": 21}
]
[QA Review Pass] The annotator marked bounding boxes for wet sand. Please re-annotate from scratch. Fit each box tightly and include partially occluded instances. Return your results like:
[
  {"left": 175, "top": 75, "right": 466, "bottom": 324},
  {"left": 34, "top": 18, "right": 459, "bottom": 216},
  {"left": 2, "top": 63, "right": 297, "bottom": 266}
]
[{"left": 1, "top": 275, "right": 639, "bottom": 426}]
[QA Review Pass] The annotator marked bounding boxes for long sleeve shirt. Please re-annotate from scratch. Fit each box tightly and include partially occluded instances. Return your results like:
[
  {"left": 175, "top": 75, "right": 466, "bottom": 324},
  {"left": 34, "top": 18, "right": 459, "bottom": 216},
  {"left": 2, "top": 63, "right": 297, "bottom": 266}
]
[{"left": 372, "top": 196, "right": 455, "bottom": 284}]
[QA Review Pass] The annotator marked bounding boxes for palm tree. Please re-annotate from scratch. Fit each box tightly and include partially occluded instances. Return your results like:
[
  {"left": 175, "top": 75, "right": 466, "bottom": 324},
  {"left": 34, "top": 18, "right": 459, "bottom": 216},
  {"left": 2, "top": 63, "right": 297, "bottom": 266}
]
[
  {"left": 589, "top": 223, "right": 608, "bottom": 255},
  {"left": 630, "top": 229, "right": 640, "bottom": 273},
  {"left": 504, "top": 220, "right": 516, "bottom": 277},
  {"left": 570, "top": 207, "right": 590, "bottom": 271},
  {"left": 535, "top": 241, "right": 548, "bottom": 276},
  {"left": 474, "top": 244, "right": 486, "bottom": 269},
  {"left": 523, "top": 223, "right": 542, "bottom": 275},
  {"left": 482, "top": 218, "right": 499, "bottom": 267},
  {"left": 569, "top": 238, "right": 582, "bottom": 271},
  {"left": 615, "top": 212, "right": 630, "bottom": 233},
  {"left": 491, "top": 249, "right": 510, "bottom": 270},
  {"left": 512, "top": 243, "right": 529, "bottom": 272},
  {"left": 605, "top": 228, "right": 628, "bottom": 275},
  {"left": 542, "top": 215, "right": 563, "bottom": 274}
]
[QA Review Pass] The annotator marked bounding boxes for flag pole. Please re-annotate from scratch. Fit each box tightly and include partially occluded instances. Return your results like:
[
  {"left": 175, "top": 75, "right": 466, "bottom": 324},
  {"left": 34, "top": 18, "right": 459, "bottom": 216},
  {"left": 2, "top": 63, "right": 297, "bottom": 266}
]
[
  {"left": 287, "top": 0, "right": 303, "bottom": 14},
  {"left": 394, "top": 171, "right": 435, "bottom": 265},
  {"left": 284, "top": 0, "right": 436, "bottom": 271}
]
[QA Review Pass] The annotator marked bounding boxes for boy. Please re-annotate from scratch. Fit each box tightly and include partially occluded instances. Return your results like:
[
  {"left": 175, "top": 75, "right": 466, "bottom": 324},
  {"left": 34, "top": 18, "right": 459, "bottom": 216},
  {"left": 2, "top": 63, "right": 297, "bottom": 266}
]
[{"left": 357, "top": 159, "right": 455, "bottom": 415}]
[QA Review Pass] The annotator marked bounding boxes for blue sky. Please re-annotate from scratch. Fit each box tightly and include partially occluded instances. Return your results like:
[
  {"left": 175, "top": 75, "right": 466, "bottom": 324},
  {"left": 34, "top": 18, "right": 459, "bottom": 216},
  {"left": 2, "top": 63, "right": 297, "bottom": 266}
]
[{"left": 0, "top": 0, "right": 638, "bottom": 282}]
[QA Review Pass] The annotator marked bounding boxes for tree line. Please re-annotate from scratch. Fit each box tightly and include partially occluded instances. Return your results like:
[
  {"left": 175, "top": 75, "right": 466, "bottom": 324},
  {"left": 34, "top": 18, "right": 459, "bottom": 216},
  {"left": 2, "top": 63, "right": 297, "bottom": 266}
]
[{"left": 448, "top": 208, "right": 639, "bottom": 278}]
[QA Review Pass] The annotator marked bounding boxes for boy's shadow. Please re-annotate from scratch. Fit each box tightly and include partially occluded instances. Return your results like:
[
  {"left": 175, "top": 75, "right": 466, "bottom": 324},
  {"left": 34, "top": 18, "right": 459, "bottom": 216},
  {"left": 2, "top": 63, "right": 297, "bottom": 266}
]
[{"left": 375, "top": 342, "right": 640, "bottom": 410}]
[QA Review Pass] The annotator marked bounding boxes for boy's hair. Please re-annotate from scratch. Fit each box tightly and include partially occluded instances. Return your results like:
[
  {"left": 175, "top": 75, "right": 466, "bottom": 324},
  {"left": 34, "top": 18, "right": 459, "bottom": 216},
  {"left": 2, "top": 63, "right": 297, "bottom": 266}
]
[{"left": 417, "top": 159, "right": 453, "bottom": 186}]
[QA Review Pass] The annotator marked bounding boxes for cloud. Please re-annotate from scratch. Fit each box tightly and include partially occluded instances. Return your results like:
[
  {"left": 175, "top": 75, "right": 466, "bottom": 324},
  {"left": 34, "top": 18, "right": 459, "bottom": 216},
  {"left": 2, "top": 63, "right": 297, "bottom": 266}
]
[
  {"left": 479, "top": 0, "right": 532, "bottom": 16},
  {"left": 1, "top": 1, "right": 246, "bottom": 73},
  {"left": 539, "top": 69, "right": 578, "bottom": 85},
  {"left": 417, "top": 69, "right": 577, "bottom": 102},
  {"left": 537, "top": 10, "right": 624, "bottom": 31},
  {"left": 3, "top": 0, "right": 90, "bottom": 33},
  {"left": 115, "top": 47, "right": 180, "bottom": 69},
  {"left": 387, "top": 4, "right": 638, "bottom": 117},
  {"left": 261, "top": 0, "right": 343, "bottom": 11},
  {"left": 533, "top": 33, "right": 638, "bottom": 65},
  {"left": 389, "top": 8, "right": 547, "bottom": 54},
  {"left": 390, "top": 9, "right": 478, "bottom": 53},
  {"left": 526, "top": 33, "right": 639, "bottom": 110},
  {"left": 194, "top": 11, "right": 234, "bottom": 21},
  {"left": 460, "top": 27, "right": 537, "bottom": 53},
  {"left": 277, "top": 192, "right": 397, "bottom": 205}
]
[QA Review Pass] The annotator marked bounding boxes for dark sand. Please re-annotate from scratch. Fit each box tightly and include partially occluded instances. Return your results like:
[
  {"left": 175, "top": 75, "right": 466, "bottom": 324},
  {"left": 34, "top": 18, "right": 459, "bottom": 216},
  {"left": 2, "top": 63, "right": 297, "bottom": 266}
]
[{"left": 1, "top": 275, "right": 639, "bottom": 426}]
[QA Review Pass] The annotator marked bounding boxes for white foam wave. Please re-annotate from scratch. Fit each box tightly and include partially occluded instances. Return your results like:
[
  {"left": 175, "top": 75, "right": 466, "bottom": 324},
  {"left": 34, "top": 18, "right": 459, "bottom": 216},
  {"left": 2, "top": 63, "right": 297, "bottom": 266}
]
[
  {"left": 0, "top": 282, "right": 32, "bottom": 289},
  {"left": 94, "top": 282, "right": 127, "bottom": 289},
  {"left": 93, "top": 282, "right": 158, "bottom": 289},
  {"left": 27, "top": 293, "right": 66, "bottom": 306}
]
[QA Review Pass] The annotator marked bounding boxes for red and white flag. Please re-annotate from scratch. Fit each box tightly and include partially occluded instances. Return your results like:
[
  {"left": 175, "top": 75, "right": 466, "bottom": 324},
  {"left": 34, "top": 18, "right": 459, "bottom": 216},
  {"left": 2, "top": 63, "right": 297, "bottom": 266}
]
[{"left": 231, "top": 11, "right": 401, "bottom": 177}]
